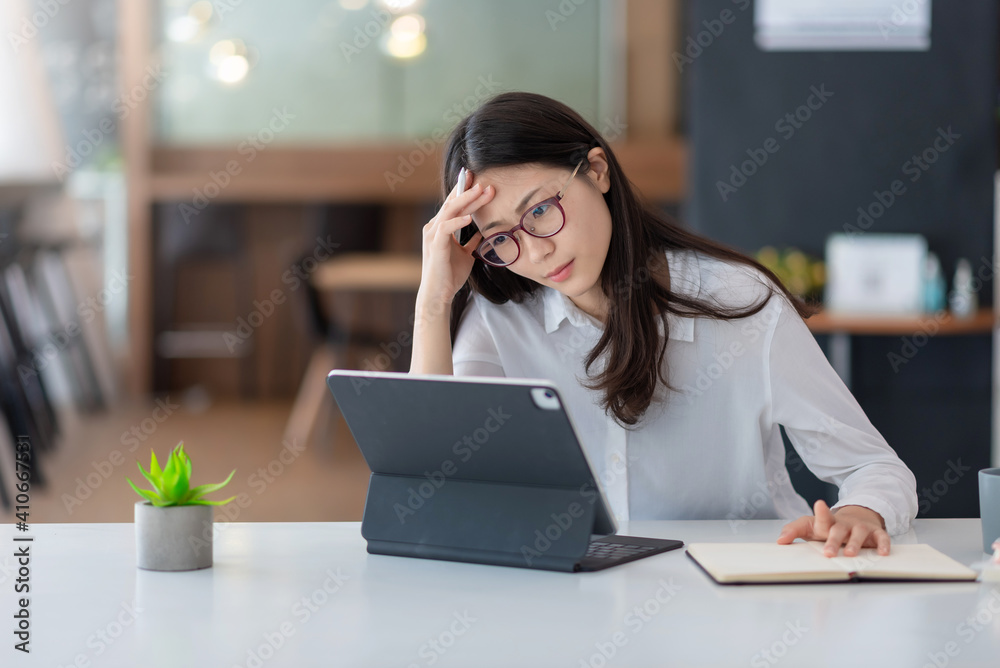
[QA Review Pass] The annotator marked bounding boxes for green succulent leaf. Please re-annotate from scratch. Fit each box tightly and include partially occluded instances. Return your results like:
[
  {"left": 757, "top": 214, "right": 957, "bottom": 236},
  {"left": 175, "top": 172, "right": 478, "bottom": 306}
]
[
  {"left": 136, "top": 460, "right": 162, "bottom": 494},
  {"left": 169, "top": 450, "right": 190, "bottom": 500},
  {"left": 127, "top": 478, "right": 163, "bottom": 506},
  {"left": 185, "top": 496, "right": 237, "bottom": 506},
  {"left": 148, "top": 449, "right": 162, "bottom": 478},
  {"left": 184, "top": 469, "right": 236, "bottom": 504},
  {"left": 160, "top": 448, "right": 187, "bottom": 501},
  {"left": 128, "top": 442, "right": 235, "bottom": 506},
  {"left": 181, "top": 444, "right": 192, "bottom": 480}
]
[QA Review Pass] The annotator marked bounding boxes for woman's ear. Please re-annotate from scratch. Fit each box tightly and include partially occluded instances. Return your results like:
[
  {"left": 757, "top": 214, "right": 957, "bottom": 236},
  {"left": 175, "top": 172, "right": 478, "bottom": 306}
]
[{"left": 585, "top": 147, "right": 611, "bottom": 194}]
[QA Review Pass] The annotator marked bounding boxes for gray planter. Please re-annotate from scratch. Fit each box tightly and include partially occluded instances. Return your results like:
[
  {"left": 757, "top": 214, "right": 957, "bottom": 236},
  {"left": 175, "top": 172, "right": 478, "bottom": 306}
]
[{"left": 135, "top": 501, "right": 213, "bottom": 571}]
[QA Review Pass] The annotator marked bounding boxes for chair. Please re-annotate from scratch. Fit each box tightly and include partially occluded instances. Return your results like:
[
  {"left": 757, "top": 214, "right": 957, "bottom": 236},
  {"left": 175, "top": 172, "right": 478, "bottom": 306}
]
[
  {"left": 153, "top": 205, "right": 256, "bottom": 396},
  {"left": 0, "top": 293, "right": 49, "bottom": 498},
  {"left": 283, "top": 252, "right": 422, "bottom": 455},
  {"left": 21, "top": 245, "right": 106, "bottom": 414}
]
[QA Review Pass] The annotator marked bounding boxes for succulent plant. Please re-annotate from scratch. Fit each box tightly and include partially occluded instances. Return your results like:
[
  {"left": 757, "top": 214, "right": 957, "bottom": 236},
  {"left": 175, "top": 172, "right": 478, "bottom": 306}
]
[
  {"left": 128, "top": 442, "right": 235, "bottom": 507},
  {"left": 756, "top": 246, "right": 826, "bottom": 301}
]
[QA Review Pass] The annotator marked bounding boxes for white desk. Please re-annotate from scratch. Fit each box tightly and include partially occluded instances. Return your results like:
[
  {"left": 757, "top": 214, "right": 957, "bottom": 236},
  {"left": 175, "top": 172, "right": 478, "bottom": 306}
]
[{"left": 4, "top": 519, "right": 999, "bottom": 667}]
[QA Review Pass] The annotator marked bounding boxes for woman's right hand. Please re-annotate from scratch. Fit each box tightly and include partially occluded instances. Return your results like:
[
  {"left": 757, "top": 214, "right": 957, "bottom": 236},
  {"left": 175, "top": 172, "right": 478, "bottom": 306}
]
[{"left": 418, "top": 170, "right": 495, "bottom": 308}]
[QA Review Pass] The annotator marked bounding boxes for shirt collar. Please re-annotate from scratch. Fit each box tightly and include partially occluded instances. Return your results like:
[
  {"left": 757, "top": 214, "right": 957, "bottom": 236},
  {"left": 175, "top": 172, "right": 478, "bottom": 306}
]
[
  {"left": 540, "top": 252, "right": 697, "bottom": 342},
  {"left": 542, "top": 287, "right": 602, "bottom": 333}
]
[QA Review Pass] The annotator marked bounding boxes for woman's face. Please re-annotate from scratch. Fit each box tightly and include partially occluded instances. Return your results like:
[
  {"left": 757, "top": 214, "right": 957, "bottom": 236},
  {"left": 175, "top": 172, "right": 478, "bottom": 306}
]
[{"left": 470, "top": 147, "right": 613, "bottom": 319}]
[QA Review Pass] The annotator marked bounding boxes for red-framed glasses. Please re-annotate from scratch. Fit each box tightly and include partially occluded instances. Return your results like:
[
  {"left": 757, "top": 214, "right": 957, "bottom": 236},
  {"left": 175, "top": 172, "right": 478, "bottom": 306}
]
[{"left": 473, "top": 161, "right": 585, "bottom": 267}]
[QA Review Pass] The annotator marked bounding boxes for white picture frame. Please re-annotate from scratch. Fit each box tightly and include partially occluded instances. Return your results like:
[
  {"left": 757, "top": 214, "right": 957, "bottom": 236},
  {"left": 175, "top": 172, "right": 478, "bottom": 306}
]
[{"left": 824, "top": 233, "right": 928, "bottom": 316}]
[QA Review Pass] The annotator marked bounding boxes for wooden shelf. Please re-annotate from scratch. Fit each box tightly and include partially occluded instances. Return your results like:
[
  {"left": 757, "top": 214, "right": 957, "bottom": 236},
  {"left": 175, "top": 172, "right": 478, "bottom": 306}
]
[
  {"left": 806, "top": 308, "right": 995, "bottom": 336},
  {"left": 147, "top": 139, "right": 686, "bottom": 204}
]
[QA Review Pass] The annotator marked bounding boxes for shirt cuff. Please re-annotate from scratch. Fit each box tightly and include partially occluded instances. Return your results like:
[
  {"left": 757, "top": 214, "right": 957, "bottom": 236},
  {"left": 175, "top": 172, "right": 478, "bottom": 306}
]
[{"left": 830, "top": 494, "right": 912, "bottom": 537}]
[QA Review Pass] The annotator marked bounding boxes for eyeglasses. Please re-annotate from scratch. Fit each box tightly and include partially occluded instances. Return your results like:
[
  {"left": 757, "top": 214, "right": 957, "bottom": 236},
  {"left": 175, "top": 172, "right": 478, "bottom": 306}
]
[{"left": 473, "top": 161, "right": 585, "bottom": 267}]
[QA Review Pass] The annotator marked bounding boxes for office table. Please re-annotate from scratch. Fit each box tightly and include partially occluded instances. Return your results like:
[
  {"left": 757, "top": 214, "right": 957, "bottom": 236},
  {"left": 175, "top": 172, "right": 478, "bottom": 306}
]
[{"left": 4, "top": 519, "right": 999, "bottom": 668}]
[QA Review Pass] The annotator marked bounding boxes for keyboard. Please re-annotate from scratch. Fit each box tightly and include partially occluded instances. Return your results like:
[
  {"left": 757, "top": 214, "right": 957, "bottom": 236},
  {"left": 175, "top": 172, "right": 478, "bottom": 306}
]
[{"left": 576, "top": 535, "right": 684, "bottom": 572}]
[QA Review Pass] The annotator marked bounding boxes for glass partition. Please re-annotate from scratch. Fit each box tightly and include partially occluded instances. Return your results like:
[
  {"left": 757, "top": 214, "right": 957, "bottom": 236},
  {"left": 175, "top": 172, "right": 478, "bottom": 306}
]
[{"left": 154, "top": 0, "right": 624, "bottom": 144}]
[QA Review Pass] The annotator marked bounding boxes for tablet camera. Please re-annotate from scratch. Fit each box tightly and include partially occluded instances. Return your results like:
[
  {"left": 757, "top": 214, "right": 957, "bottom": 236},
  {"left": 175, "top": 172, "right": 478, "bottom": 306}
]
[{"left": 530, "top": 388, "right": 561, "bottom": 410}]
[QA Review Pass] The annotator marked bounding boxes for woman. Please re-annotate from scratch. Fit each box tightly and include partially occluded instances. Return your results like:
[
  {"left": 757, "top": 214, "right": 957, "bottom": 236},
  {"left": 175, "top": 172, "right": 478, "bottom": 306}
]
[{"left": 410, "top": 91, "right": 917, "bottom": 557}]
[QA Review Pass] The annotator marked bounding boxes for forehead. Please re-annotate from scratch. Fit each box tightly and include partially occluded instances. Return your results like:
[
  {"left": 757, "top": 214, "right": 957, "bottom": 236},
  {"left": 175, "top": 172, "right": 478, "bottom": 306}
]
[
  {"left": 472, "top": 164, "right": 566, "bottom": 225},
  {"left": 476, "top": 163, "right": 553, "bottom": 187}
]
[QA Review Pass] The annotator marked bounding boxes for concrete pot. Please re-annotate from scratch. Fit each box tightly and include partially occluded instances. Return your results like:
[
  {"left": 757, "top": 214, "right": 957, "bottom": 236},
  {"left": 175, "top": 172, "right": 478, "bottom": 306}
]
[{"left": 135, "top": 501, "right": 213, "bottom": 571}]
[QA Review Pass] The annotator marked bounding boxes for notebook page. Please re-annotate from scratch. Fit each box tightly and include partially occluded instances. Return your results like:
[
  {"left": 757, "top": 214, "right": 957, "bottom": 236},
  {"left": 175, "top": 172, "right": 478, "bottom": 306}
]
[
  {"left": 805, "top": 541, "right": 889, "bottom": 574},
  {"left": 687, "top": 543, "right": 850, "bottom": 583},
  {"left": 804, "top": 542, "right": 977, "bottom": 580}
]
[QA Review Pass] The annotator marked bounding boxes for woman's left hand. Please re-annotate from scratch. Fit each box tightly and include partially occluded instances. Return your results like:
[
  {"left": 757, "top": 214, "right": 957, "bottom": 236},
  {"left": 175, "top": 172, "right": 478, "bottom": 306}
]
[{"left": 777, "top": 500, "right": 890, "bottom": 557}]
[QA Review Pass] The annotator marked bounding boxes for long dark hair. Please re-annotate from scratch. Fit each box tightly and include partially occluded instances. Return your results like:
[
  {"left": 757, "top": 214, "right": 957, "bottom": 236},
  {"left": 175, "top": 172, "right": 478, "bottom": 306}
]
[{"left": 443, "top": 92, "right": 816, "bottom": 428}]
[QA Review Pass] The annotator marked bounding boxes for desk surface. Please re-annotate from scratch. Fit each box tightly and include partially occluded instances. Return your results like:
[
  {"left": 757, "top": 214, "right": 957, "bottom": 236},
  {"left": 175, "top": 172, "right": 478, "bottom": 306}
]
[{"left": 5, "top": 519, "right": 999, "bottom": 668}]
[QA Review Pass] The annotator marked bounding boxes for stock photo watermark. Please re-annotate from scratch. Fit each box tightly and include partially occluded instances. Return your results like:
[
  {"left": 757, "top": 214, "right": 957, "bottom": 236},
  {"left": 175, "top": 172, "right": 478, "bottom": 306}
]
[
  {"left": 213, "top": 0, "right": 249, "bottom": 20},
  {"left": 521, "top": 455, "right": 630, "bottom": 566},
  {"left": 750, "top": 620, "right": 809, "bottom": 667},
  {"left": 53, "top": 600, "right": 143, "bottom": 667},
  {"left": 887, "top": 254, "right": 994, "bottom": 372},
  {"left": 579, "top": 578, "right": 681, "bottom": 668},
  {"left": 680, "top": 298, "right": 781, "bottom": 403},
  {"left": 12, "top": 435, "right": 33, "bottom": 654},
  {"left": 843, "top": 126, "right": 960, "bottom": 238},
  {"left": 384, "top": 75, "right": 503, "bottom": 192},
  {"left": 18, "top": 267, "right": 133, "bottom": 383},
  {"left": 406, "top": 611, "right": 477, "bottom": 668},
  {"left": 119, "top": 397, "right": 181, "bottom": 450},
  {"left": 545, "top": 0, "right": 592, "bottom": 31},
  {"left": 716, "top": 84, "right": 834, "bottom": 202},
  {"left": 877, "top": 0, "right": 929, "bottom": 40},
  {"left": 52, "top": 65, "right": 166, "bottom": 181},
  {"left": 727, "top": 466, "right": 793, "bottom": 531},
  {"left": 726, "top": 414, "right": 839, "bottom": 530},
  {"left": 521, "top": 497, "right": 591, "bottom": 567},
  {"left": 339, "top": 4, "right": 392, "bottom": 62},
  {"left": 223, "top": 235, "right": 341, "bottom": 353},
  {"left": 672, "top": 0, "right": 752, "bottom": 72},
  {"left": 188, "top": 437, "right": 308, "bottom": 552},
  {"left": 392, "top": 406, "right": 511, "bottom": 524},
  {"left": 919, "top": 588, "right": 1000, "bottom": 668},
  {"left": 917, "top": 459, "right": 972, "bottom": 515},
  {"left": 7, "top": 0, "right": 74, "bottom": 54},
  {"left": 179, "top": 106, "right": 297, "bottom": 223},
  {"left": 351, "top": 297, "right": 451, "bottom": 375},
  {"left": 247, "top": 438, "right": 308, "bottom": 495},
  {"left": 59, "top": 396, "right": 180, "bottom": 514},
  {"left": 232, "top": 568, "right": 351, "bottom": 668}
]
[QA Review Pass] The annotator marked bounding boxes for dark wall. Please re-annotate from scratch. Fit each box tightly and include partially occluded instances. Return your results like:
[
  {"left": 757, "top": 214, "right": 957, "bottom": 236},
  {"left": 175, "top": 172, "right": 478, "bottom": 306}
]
[{"left": 684, "top": 1, "right": 997, "bottom": 517}]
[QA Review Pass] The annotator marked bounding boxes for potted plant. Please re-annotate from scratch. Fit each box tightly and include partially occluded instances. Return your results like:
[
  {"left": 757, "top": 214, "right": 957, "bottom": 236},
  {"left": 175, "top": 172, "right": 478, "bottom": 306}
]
[{"left": 128, "top": 442, "right": 235, "bottom": 571}]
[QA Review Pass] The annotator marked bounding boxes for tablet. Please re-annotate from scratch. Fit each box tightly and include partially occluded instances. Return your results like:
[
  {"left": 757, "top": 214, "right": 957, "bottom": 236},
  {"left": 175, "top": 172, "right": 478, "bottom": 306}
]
[{"left": 327, "top": 370, "right": 682, "bottom": 572}]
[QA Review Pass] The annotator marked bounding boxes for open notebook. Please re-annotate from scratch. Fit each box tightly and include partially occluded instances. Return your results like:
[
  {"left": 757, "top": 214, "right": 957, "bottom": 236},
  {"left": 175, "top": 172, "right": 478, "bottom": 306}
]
[{"left": 686, "top": 542, "right": 978, "bottom": 584}]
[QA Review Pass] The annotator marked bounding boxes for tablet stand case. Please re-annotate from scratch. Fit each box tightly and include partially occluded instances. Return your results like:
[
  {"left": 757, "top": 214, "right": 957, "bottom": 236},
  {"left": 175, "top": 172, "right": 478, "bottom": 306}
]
[
  {"left": 326, "top": 372, "right": 615, "bottom": 573},
  {"left": 362, "top": 474, "right": 600, "bottom": 572}
]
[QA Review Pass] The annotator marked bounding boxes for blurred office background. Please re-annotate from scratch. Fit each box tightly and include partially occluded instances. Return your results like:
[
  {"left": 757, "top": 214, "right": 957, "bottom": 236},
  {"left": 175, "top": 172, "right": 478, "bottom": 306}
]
[{"left": 0, "top": 0, "right": 995, "bottom": 523}]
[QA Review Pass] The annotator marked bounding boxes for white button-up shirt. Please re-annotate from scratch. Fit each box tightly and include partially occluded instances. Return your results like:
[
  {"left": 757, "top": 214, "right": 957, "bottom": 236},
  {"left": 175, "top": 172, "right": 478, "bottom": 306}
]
[{"left": 452, "top": 250, "right": 918, "bottom": 535}]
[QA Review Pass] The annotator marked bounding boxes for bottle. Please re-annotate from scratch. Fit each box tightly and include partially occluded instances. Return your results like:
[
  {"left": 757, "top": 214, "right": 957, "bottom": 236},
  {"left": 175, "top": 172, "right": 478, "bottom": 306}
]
[
  {"left": 923, "top": 253, "right": 946, "bottom": 314},
  {"left": 948, "top": 258, "right": 978, "bottom": 319}
]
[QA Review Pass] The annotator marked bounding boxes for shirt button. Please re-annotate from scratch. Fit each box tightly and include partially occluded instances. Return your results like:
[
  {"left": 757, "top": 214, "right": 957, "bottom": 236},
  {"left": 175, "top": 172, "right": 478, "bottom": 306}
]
[{"left": 612, "top": 453, "right": 622, "bottom": 464}]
